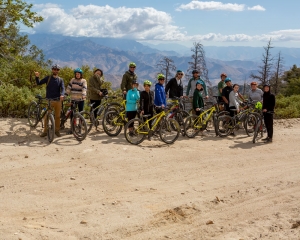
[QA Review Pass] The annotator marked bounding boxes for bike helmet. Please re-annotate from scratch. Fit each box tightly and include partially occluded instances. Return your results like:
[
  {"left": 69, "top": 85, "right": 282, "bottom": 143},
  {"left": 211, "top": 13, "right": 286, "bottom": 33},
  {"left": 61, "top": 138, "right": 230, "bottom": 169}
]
[
  {"left": 74, "top": 68, "right": 83, "bottom": 74},
  {"left": 196, "top": 80, "right": 203, "bottom": 86},
  {"left": 250, "top": 81, "right": 257, "bottom": 85},
  {"left": 143, "top": 80, "right": 152, "bottom": 86},
  {"left": 224, "top": 77, "right": 232, "bottom": 83},
  {"left": 255, "top": 101, "right": 262, "bottom": 110},
  {"left": 132, "top": 80, "right": 138, "bottom": 85},
  {"left": 157, "top": 73, "right": 165, "bottom": 80},
  {"left": 220, "top": 73, "right": 227, "bottom": 78},
  {"left": 192, "top": 70, "right": 199, "bottom": 74},
  {"left": 51, "top": 64, "right": 61, "bottom": 70},
  {"left": 129, "top": 62, "right": 136, "bottom": 67}
]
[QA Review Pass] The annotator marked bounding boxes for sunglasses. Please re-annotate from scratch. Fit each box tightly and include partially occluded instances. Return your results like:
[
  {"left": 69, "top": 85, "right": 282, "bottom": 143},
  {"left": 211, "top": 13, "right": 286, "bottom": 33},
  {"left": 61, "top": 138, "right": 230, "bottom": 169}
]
[{"left": 52, "top": 68, "right": 60, "bottom": 71}]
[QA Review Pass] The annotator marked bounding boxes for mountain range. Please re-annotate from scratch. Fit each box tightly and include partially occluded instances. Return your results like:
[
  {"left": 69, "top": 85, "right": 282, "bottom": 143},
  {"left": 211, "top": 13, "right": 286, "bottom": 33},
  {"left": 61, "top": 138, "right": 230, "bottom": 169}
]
[{"left": 27, "top": 33, "right": 300, "bottom": 88}]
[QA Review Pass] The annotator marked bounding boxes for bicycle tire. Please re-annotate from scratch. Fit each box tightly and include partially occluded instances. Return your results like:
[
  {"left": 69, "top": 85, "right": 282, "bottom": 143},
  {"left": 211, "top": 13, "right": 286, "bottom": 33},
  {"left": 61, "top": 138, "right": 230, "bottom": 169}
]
[
  {"left": 105, "top": 103, "right": 122, "bottom": 114},
  {"left": 213, "top": 113, "right": 218, "bottom": 136},
  {"left": 244, "top": 114, "right": 257, "bottom": 136},
  {"left": 216, "top": 115, "right": 233, "bottom": 137},
  {"left": 47, "top": 113, "right": 55, "bottom": 143},
  {"left": 252, "top": 119, "right": 260, "bottom": 143},
  {"left": 102, "top": 111, "right": 123, "bottom": 136},
  {"left": 159, "top": 118, "right": 180, "bottom": 144},
  {"left": 71, "top": 113, "right": 88, "bottom": 141},
  {"left": 80, "top": 111, "right": 93, "bottom": 133},
  {"left": 124, "top": 118, "right": 147, "bottom": 145},
  {"left": 184, "top": 115, "right": 200, "bottom": 138},
  {"left": 27, "top": 101, "right": 39, "bottom": 128}
]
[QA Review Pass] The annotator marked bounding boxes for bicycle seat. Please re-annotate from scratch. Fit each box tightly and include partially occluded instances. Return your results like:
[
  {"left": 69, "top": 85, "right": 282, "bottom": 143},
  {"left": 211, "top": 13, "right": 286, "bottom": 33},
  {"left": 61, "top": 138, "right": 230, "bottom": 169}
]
[{"left": 142, "top": 114, "right": 151, "bottom": 118}]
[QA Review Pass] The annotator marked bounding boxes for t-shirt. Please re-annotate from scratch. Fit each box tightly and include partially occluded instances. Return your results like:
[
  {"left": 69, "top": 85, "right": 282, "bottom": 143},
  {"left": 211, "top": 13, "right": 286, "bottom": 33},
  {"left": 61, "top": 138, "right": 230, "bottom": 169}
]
[
  {"left": 247, "top": 88, "right": 263, "bottom": 102},
  {"left": 217, "top": 81, "right": 226, "bottom": 97},
  {"left": 222, "top": 86, "right": 233, "bottom": 102}
]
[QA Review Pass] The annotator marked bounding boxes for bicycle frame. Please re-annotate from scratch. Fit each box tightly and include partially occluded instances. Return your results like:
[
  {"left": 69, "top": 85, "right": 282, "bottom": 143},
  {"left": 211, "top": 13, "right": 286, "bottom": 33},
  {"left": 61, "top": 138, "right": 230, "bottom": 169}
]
[{"left": 193, "top": 105, "right": 217, "bottom": 129}]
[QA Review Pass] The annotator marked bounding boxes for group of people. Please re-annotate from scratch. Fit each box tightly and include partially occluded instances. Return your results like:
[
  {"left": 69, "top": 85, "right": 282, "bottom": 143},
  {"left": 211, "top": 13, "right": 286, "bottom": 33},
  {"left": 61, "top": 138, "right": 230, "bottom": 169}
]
[
  {"left": 34, "top": 62, "right": 276, "bottom": 143},
  {"left": 217, "top": 73, "right": 275, "bottom": 142}
]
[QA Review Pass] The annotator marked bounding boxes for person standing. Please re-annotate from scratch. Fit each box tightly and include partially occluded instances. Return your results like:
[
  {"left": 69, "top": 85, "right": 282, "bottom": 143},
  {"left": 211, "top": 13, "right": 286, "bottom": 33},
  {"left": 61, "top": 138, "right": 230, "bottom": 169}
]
[
  {"left": 165, "top": 70, "right": 184, "bottom": 98},
  {"left": 88, "top": 68, "right": 105, "bottom": 119},
  {"left": 193, "top": 81, "right": 205, "bottom": 116},
  {"left": 126, "top": 80, "right": 140, "bottom": 133},
  {"left": 154, "top": 74, "right": 167, "bottom": 113},
  {"left": 222, "top": 78, "right": 244, "bottom": 112},
  {"left": 65, "top": 68, "right": 87, "bottom": 134},
  {"left": 229, "top": 84, "right": 241, "bottom": 117},
  {"left": 218, "top": 73, "right": 227, "bottom": 103},
  {"left": 262, "top": 84, "right": 275, "bottom": 143},
  {"left": 35, "top": 64, "right": 65, "bottom": 137},
  {"left": 140, "top": 80, "right": 154, "bottom": 122},
  {"left": 121, "top": 62, "right": 138, "bottom": 95},
  {"left": 247, "top": 81, "right": 263, "bottom": 102},
  {"left": 186, "top": 70, "right": 209, "bottom": 99}
]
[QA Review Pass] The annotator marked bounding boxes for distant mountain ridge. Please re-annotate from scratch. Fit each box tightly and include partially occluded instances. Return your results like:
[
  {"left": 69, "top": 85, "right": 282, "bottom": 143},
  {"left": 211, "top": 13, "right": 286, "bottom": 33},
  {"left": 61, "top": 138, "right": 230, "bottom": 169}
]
[{"left": 26, "top": 33, "right": 297, "bottom": 88}]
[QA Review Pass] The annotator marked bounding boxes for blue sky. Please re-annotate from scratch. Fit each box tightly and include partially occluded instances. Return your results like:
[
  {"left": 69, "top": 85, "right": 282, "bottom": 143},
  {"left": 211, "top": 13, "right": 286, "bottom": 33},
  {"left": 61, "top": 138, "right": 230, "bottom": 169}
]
[{"left": 27, "top": 0, "right": 300, "bottom": 48}]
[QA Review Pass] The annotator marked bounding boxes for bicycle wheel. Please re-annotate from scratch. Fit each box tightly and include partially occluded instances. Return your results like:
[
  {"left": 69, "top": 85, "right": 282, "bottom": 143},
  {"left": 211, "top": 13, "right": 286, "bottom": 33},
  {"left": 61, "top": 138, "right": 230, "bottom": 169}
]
[
  {"left": 80, "top": 111, "right": 93, "bottom": 133},
  {"left": 184, "top": 115, "right": 201, "bottom": 138},
  {"left": 47, "top": 113, "right": 55, "bottom": 143},
  {"left": 124, "top": 118, "right": 147, "bottom": 145},
  {"left": 252, "top": 119, "right": 261, "bottom": 143},
  {"left": 27, "top": 101, "right": 39, "bottom": 128},
  {"left": 174, "top": 111, "right": 189, "bottom": 136},
  {"left": 102, "top": 111, "right": 123, "bottom": 136},
  {"left": 244, "top": 114, "right": 256, "bottom": 136},
  {"left": 71, "top": 113, "right": 88, "bottom": 141},
  {"left": 159, "top": 118, "right": 180, "bottom": 144},
  {"left": 216, "top": 115, "right": 233, "bottom": 137}
]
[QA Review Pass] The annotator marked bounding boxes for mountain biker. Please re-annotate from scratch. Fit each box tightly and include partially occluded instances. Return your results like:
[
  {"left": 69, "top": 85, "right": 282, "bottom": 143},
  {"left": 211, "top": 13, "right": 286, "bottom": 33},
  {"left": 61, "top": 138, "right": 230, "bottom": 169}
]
[
  {"left": 193, "top": 81, "right": 208, "bottom": 136},
  {"left": 186, "top": 70, "right": 208, "bottom": 99},
  {"left": 126, "top": 80, "right": 140, "bottom": 133},
  {"left": 262, "top": 84, "right": 275, "bottom": 143},
  {"left": 121, "top": 62, "right": 138, "bottom": 95},
  {"left": 140, "top": 80, "right": 154, "bottom": 124},
  {"left": 65, "top": 68, "right": 87, "bottom": 134},
  {"left": 34, "top": 64, "right": 65, "bottom": 138},
  {"left": 154, "top": 74, "right": 167, "bottom": 113},
  {"left": 218, "top": 73, "right": 227, "bottom": 103},
  {"left": 88, "top": 68, "right": 105, "bottom": 119},
  {"left": 229, "top": 84, "right": 242, "bottom": 117},
  {"left": 247, "top": 81, "right": 263, "bottom": 102},
  {"left": 165, "top": 70, "right": 184, "bottom": 98},
  {"left": 222, "top": 78, "right": 245, "bottom": 112}
]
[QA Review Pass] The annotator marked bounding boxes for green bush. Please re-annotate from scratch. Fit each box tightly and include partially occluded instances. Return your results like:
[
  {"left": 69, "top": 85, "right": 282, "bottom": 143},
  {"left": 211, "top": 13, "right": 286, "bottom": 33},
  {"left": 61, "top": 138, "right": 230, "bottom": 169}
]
[{"left": 275, "top": 94, "right": 300, "bottom": 118}]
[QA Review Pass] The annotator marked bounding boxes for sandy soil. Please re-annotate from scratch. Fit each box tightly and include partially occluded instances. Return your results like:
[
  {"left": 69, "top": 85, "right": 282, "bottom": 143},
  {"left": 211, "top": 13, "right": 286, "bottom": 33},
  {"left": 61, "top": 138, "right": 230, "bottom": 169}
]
[{"left": 0, "top": 118, "right": 300, "bottom": 240}]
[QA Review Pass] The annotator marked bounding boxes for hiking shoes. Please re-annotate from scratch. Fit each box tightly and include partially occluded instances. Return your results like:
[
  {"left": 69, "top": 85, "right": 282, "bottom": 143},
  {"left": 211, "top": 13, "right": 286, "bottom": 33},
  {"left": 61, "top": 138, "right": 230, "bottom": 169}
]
[
  {"left": 55, "top": 131, "right": 61, "bottom": 137},
  {"left": 40, "top": 132, "right": 47, "bottom": 137}
]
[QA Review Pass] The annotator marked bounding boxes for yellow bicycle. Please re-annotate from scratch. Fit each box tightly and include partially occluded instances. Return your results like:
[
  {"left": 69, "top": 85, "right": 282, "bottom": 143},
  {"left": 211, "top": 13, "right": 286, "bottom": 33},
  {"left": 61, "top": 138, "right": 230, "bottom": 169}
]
[{"left": 124, "top": 107, "right": 180, "bottom": 145}]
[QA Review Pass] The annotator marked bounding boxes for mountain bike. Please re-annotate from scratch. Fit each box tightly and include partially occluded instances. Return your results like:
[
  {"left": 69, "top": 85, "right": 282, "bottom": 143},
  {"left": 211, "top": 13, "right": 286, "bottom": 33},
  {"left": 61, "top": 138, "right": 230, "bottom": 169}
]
[
  {"left": 252, "top": 111, "right": 274, "bottom": 143},
  {"left": 60, "top": 98, "right": 88, "bottom": 141},
  {"left": 124, "top": 107, "right": 180, "bottom": 145},
  {"left": 102, "top": 108, "right": 127, "bottom": 136},
  {"left": 80, "top": 95, "right": 122, "bottom": 133},
  {"left": 27, "top": 95, "right": 58, "bottom": 143}
]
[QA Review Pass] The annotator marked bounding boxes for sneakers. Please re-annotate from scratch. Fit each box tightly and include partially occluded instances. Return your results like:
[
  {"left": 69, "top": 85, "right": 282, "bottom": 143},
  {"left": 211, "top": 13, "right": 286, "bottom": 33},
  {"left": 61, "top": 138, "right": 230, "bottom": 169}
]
[
  {"left": 55, "top": 131, "right": 61, "bottom": 137},
  {"left": 199, "top": 131, "right": 208, "bottom": 136},
  {"left": 265, "top": 138, "right": 272, "bottom": 143},
  {"left": 40, "top": 132, "right": 47, "bottom": 137},
  {"left": 66, "top": 130, "right": 73, "bottom": 135},
  {"left": 262, "top": 137, "right": 269, "bottom": 141}
]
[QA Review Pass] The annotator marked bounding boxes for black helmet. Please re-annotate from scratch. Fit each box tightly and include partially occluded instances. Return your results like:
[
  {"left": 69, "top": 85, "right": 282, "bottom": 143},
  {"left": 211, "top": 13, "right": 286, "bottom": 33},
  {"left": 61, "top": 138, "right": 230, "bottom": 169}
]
[
  {"left": 132, "top": 80, "right": 138, "bottom": 85},
  {"left": 51, "top": 64, "right": 61, "bottom": 70},
  {"left": 192, "top": 70, "right": 199, "bottom": 74}
]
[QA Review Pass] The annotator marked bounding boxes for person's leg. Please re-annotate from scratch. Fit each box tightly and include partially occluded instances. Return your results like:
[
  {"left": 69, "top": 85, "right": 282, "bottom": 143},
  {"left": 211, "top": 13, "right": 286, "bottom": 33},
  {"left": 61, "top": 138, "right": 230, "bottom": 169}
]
[
  {"left": 90, "top": 100, "right": 101, "bottom": 119},
  {"left": 78, "top": 100, "right": 84, "bottom": 112},
  {"left": 127, "top": 111, "right": 137, "bottom": 129},
  {"left": 52, "top": 101, "right": 62, "bottom": 134},
  {"left": 264, "top": 113, "right": 273, "bottom": 140}
]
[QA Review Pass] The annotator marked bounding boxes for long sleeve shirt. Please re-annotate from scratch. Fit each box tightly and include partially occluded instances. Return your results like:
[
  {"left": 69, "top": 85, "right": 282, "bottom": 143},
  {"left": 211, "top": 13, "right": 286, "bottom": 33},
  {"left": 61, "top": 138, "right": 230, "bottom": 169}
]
[{"left": 35, "top": 75, "right": 65, "bottom": 99}]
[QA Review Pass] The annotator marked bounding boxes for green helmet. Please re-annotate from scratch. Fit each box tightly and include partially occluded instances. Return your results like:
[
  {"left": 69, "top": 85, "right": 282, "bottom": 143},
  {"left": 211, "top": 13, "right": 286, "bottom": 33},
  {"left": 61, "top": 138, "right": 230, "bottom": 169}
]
[
  {"left": 157, "top": 73, "right": 165, "bottom": 80},
  {"left": 144, "top": 80, "right": 152, "bottom": 86},
  {"left": 129, "top": 62, "right": 136, "bottom": 67},
  {"left": 255, "top": 101, "right": 262, "bottom": 110}
]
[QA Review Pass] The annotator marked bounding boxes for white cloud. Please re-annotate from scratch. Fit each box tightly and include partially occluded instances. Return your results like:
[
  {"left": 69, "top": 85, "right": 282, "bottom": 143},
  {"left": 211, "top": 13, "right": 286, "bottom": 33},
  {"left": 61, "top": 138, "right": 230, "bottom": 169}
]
[
  {"left": 31, "top": 4, "right": 300, "bottom": 43},
  {"left": 248, "top": 5, "right": 266, "bottom": 11},
  {"left": 34, "top": 3, "right": 61, "bottom": 9},
  {"left": 176, "top": 1, "right": 265, "bottom": 12}
]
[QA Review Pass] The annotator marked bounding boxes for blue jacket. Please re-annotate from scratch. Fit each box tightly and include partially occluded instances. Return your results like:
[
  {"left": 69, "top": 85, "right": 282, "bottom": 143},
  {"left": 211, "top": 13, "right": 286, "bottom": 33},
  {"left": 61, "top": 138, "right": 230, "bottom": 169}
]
[
  {"left": 126, "top": 88, "right": 140, "bottom": 111},
  {"left": 36, "top": 75, "right": 65, "bottom": 99},
  {"left": 154, "top": 83, "right": 167, "bottom": 107}
]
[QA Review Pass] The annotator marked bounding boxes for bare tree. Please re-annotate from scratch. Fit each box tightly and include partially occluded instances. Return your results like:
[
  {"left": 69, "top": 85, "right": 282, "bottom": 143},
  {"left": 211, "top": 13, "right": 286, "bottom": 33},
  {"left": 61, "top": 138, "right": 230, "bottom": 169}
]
[
  {"left": 187, "top": 42, "right": 211, "bottom": 87},
  {"left": 270, "top": 51, "right": 284, "bottom": 95},
  {"left": 251, "top": 38, "right": 274, "bottom": 86},
  {"left": 156, "top": 57, "right": 176, "bottom": 86}
]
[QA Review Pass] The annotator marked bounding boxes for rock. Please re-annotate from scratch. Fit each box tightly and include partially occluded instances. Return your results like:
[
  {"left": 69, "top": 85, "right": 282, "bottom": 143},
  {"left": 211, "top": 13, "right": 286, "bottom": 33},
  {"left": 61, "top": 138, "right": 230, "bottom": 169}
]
[
  {"left": 206, "top": 220, "right": 214, "bottom": 225},
  {"left": 25, "top": 155, "right": 28, "bottom": 158},
  {"left": 23, "top": 217, "right": 27, "bottom": 220},
  {"left": 80, "top": 220, "right": 87, "bottom": 224},
  {"left": 70, "top": 177, "right": 76, "bottom": 180}
]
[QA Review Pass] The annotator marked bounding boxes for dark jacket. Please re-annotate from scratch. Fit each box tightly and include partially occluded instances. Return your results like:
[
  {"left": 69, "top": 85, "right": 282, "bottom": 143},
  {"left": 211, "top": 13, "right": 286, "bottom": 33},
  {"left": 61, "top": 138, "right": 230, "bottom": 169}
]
[
  {"left": 165, "top": 77, "right": 183, "bottom": 98},
  {"left": 154, "top": 83, "right": 166, "bottom": 107},
  {"left": 120, "top": 70, "right": 138, "bottom": 92},
  {"left": 36, "top": 75, "right": 65, "bottom": 99},
  {"left": 262, "top": 91, "right": 275, "bottom": 112},
  {"left": 88, "top": 74, "right": 104, "bottom": 100},
  {"left": 193, "top": 89, "right": 204, "bottom": 110},
  {"left": 140, "top": 90, "right": 154, "bottom": 112}
]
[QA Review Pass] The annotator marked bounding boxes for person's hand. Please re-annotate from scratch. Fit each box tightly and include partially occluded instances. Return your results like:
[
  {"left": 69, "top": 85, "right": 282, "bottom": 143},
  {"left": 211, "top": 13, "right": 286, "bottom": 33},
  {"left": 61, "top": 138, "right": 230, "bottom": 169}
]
[
  {"left": 99, "top": 92, "right": 103, "bottom": 96},
  {"left": 82, "top": 96, "right": 86, "bottom": 100},
  {"left": 263, "top": 109, "right": 267, "bottom": 112},
  {"left": 162, "top": 104, "right": 165, "bottom": 108},
  {"left": 60, "top": 96, "right": 64, "bottom": 101},
  {"left": 180, "top": 96, "right": 183, "bottom": 99},
  {"left": 205, "top": 95, "right": 209, "bottom": 99},
  {"left": 196, "top": 108, "right": 200, "bottom": 111},
  {"left": 141, "top": 111, "right": 144, "bottom": 115},
  {"left": 34, "top": 72, "right": 40, "bottom": 77},
  {"left": 123, "top": 91, "right": 127, "bottom": 94}
]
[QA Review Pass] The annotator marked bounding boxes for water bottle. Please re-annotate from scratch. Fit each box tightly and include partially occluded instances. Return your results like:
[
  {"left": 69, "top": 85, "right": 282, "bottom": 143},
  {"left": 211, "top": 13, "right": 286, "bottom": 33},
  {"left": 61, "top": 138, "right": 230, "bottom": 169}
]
[
  {"left": 65, "top": 107, "right": 71, "bottom": 117},
  {"left": 167, "top": 111, "right": 172, "bottom": 119},
  {"left": 41, "top": 107, "right": 46, "bottom": 116}
]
